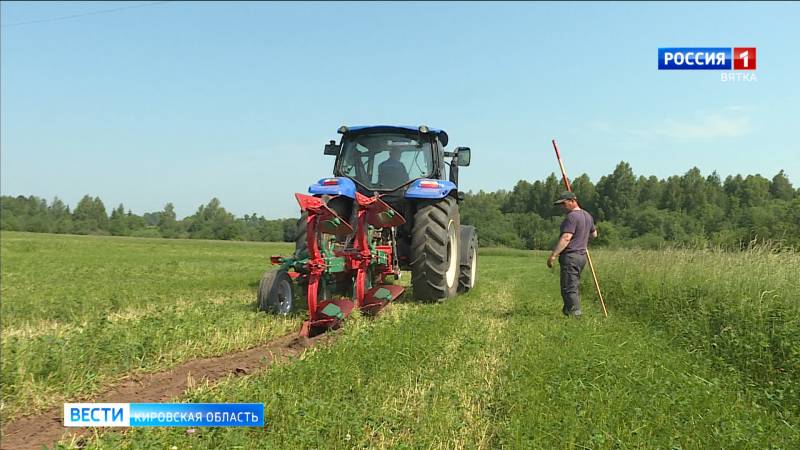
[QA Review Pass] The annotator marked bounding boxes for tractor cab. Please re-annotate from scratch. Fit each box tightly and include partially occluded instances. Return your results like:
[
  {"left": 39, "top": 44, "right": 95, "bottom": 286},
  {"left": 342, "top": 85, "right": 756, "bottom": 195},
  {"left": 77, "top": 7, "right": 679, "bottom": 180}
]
[
  {"left": 338, "top": 132, "right": 434, "bottom": 192},
  {"left": 323, "top": 125, "right": 469, "bottom": 197}
]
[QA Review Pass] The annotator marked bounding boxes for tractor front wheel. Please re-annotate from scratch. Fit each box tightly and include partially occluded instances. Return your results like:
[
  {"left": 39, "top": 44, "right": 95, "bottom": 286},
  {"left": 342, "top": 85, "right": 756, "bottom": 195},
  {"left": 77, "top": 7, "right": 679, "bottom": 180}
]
[
  {"left": 411, "top": 197, "right": 460, "bottom": 301},
  {"left": 257, "top": 269, "right": 295, "bottom": 315}
]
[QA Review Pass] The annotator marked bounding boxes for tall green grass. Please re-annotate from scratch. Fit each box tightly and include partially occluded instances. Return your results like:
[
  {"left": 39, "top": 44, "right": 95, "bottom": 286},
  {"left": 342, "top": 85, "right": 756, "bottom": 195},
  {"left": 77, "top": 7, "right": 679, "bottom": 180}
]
[{"left": 592, "top": 245, "right": 800, "bottom": 420}]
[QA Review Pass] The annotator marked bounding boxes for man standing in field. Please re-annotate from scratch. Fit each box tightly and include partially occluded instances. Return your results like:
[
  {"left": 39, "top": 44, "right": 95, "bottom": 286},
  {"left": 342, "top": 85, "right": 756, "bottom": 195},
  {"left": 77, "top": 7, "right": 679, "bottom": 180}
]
[{"left": 546, "top": 191, "right": 597, "bottom": 317}]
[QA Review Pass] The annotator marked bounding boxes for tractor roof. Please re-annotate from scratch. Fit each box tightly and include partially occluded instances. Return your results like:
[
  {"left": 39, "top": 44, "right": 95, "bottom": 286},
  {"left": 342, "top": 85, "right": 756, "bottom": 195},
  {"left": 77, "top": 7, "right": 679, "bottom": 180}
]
[{"left": 339, "top": 125, "right": 449, "bottom": 147}]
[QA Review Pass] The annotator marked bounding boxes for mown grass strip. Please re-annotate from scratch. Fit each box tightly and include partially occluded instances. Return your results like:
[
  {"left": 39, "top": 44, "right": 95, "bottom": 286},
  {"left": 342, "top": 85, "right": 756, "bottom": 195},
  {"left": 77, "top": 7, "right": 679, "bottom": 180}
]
[{"left": 80, "top": 258, "right": 521, "bottom": 449}]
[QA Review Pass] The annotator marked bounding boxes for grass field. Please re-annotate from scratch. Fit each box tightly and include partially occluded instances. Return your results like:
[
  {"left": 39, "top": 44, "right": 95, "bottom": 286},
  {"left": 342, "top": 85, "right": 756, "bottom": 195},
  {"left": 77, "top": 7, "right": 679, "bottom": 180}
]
[
  {"left": 1, "top": 231, "right": 798, "bottom": 448},
  {"left": 1, "top": 232, "right": 298, "bottom": 421}
]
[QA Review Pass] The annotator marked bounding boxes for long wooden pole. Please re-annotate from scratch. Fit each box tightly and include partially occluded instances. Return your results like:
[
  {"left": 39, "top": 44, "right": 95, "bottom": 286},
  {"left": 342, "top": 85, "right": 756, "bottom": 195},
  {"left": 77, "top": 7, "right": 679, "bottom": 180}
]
[{"left": 551, "top": 139, "right": 608, "bottom": 317}]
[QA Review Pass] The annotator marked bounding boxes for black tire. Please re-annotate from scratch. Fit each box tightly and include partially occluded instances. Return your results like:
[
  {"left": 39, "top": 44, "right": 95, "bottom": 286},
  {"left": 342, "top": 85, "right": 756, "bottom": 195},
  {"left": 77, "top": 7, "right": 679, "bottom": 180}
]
[
  {"left": 257, "top": 269, "right": 295, "bottom": 314},
  {"left": 458, "top": 226, "right": 478, "bottom": 293},
  {"left": 294, "top": 212, "right": 308, "bottom": 259},
  {"left": 294, "top": 196, "right": 353, "bottom": 259},
  {"left": 410, "top": 196, "right": 460, "bottom": 301},
  {"left": 327, "top": 196, "right": 354, "bottom": 226}
]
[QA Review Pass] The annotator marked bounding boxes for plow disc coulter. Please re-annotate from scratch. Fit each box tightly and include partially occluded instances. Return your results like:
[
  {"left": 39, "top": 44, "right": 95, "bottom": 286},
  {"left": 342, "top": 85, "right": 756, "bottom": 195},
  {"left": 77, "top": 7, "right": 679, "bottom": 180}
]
[{"left": 260, "top": 192, "right": 406, "bottom": 337}]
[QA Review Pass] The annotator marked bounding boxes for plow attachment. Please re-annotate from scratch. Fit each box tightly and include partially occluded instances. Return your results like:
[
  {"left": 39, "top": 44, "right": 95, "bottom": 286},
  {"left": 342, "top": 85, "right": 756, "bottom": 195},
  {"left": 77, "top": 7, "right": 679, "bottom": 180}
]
[{"left": 277, "top": 193, "right": 407, "bottom": 337}]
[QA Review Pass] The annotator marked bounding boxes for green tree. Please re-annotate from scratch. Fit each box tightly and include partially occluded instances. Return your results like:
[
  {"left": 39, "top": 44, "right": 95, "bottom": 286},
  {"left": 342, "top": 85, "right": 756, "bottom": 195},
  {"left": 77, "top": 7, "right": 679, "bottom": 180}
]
[
  {"left": 142, "top": 212, "right": 162, "bottom": 227},
  {"left": 281, "top": 218, "right": 297, "bottom": 242},
  {"left": 637, "top": 175, "right": 663, "bottom": 208},
  {"left": 72, "top": 195, "right": 109, "bottom": 234},
  {"left": 540, "top": 173, "right": 563, "bottom": 219},
  {"left": 596, "top": 161, "right": 637, "bottom": 221},
  {"left": 786, "top": 197, "right": 800, "bottom": 247},
  {"left": 15, "top": 196, "right": 51, "bottom": 232},
  {"left": 769, "top": 170, "right": 794, "bottom": 201},
  {"left": 502, "top": 180, "right": 533, "bottom": 214},
  {"left": 509, "top": 212, "right": 556, "bottom": 250},
  {"left": 740, "top": 175, "right": 771, "bottom": 207},
  {"left": 186, "top": 198, "right": 238, "bottom": 240},
  {"left": 158, "top": 203, "right": 180, "bottom": 238},
  {"left": 571, "top": 173, "right": 598, "bottom": 214},
  {"left": 48, "top": 197, "right": 73, "bottom": 233},
  {"left": 680, "top": 167, "right": 708, "bottom": 216},
  {"left": 126, "top": 210, "right": 147, "bottom": 233},
  {"left": 660, "top": 175, "right": 684, "bottom": 211},
  {"left": 463, "top": 190, "right": 521, "bottom": 248},
  {"left": 109, "top": 204, "right": 129, "bottom": 236},
  {"left": 593, "top": 221, "right": 630, "bottom": 248},
  {"left": 261, "top": 220, "right": 285, "bottom": 242},
  {"left": 704, "top": 171, "right": 728, "bottom": 212},
  {"left": 623, "top": 206, "right": 667, "bottom": 238},
  {"left": 0, "top": 196, "right": 22, "bottom": 230}
]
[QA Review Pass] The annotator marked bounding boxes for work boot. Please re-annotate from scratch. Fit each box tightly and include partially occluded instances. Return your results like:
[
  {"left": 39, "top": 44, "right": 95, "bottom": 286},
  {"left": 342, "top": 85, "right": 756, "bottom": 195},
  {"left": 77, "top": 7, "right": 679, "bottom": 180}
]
[{"left": 562, "top": 305, "right": 581, "bottom": 318}]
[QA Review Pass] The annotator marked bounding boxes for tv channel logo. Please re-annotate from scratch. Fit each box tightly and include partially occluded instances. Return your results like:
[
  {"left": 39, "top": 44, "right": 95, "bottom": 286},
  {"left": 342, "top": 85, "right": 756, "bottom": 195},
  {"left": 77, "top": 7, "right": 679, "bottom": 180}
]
[
  {"left": 64, "top": 403, "right": 265, "bottom": 427},
  {"left": 658, "top": 47, "right": 756, "bottom": 70},
  {"left": 64, "top": 403, "right": 130, "bottom": 427}
]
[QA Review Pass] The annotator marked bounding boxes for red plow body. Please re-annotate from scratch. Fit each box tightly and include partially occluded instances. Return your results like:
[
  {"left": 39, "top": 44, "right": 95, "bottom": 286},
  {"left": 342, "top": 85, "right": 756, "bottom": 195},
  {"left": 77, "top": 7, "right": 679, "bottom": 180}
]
[{"left": 277, "top": 193, "right": 406, "bottom": 337}]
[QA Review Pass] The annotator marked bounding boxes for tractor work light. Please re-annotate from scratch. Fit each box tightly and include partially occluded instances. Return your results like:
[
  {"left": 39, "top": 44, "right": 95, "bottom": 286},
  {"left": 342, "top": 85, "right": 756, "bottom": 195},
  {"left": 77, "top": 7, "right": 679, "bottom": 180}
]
[
  {"left": 419, "top": 180, "right": 439, "bottom": 189},
  {"left": 418, "top": 125, "right": 429, "bottom": 133},
  {"left": 322, "top": 178, "right": 340, "bottom": 186},
  {"left": 337, "top": 126, "right": 349, "bottom": 134}
]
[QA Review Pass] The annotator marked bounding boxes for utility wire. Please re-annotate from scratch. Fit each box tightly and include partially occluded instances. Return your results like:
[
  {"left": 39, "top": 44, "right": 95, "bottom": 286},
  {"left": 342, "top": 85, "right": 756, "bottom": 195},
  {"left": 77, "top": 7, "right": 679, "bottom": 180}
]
[{"left": 1, "top": 1, "right": 171, "bottom": 29}]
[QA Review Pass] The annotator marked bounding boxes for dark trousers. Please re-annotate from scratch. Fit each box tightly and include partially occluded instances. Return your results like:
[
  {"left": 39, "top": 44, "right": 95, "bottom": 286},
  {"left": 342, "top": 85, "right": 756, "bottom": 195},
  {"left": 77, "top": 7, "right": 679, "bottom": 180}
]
[{"left": 559, "top": 252, "right": 587, "bottom": 315}]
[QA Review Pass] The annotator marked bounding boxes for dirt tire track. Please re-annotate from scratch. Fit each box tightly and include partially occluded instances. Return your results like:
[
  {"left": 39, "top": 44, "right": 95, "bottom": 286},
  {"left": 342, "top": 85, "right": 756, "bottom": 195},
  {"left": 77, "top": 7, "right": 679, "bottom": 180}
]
[{"left": 1, "top": 331, "right": 337, "bottom": 450}]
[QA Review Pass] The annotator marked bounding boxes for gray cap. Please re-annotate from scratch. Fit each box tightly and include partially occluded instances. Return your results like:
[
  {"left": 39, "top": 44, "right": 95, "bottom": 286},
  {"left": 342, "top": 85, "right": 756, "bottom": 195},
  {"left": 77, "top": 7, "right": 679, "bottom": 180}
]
[{"left": 553, "top": 191, "right": 577, "bottom": 205}]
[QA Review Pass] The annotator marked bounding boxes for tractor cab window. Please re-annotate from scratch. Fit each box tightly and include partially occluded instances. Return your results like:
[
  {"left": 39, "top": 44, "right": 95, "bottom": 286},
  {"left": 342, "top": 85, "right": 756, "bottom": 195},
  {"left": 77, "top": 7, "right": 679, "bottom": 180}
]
[{"left": 338, "top": 133, "right": 434, "bottom": 190}]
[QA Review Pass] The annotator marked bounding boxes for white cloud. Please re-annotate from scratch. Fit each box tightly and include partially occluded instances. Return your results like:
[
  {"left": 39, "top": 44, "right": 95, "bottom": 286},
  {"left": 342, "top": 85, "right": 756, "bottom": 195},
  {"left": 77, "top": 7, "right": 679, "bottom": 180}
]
[
  {"left": 590, "top": 107, "right": 753, "bottom": 141},
  {"left": 656, "top": 111, "right": 751, "bottom": 140}
]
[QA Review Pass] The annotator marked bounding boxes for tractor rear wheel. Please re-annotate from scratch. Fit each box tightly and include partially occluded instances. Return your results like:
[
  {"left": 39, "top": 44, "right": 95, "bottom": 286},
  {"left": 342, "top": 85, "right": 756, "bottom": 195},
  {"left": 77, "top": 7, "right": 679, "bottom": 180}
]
[
  {"left": 294, "top": 213, "right": 308, "bottom": 259},
  {"left": 411, "top": 197, "right": 460, "bottom": 301},
  {"left": 458, "top": 226, "right": 478, "bottom": 292},
  {"left": 257, "top": 269, "right": 295, "bottom": 315},
  {"left": 294, "top": 196, "right": 353, "bottom": 259}
]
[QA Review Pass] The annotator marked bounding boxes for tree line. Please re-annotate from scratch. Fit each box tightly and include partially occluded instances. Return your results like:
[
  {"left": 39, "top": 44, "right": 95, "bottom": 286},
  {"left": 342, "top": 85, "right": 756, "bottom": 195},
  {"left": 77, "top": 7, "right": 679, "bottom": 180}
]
[
  {"left": 2, "top": 162, "right": 798, "bottom": 249},
  {"left": 0, "top": 195, "right": 298, "bottom": 242},
  {"left": 460, "top": 163, "right": 799, "bottom": 250}
]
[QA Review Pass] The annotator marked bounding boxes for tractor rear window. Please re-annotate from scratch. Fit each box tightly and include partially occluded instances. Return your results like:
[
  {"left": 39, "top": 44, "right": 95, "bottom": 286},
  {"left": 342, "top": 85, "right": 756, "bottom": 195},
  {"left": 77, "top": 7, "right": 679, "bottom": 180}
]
[{"left": 338, "top": 133, "right": 434, "bottom": 190}]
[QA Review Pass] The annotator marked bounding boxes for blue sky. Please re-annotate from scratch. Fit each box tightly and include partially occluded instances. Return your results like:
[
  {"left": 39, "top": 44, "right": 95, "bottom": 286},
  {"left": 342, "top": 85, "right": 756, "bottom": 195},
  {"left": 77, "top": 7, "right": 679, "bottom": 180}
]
[{"left": 2, "top": 1, "right": 798, "bottom": 218}]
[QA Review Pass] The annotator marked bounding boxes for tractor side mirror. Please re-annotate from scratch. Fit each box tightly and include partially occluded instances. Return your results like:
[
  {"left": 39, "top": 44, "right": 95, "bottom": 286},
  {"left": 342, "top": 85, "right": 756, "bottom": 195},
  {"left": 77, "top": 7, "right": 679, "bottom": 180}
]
[
  {"left": 324, "top": 140, "right": 340, "bottom": 155},
  {"left": 456, "top": 147, "right": 471, "bottom": 166}
]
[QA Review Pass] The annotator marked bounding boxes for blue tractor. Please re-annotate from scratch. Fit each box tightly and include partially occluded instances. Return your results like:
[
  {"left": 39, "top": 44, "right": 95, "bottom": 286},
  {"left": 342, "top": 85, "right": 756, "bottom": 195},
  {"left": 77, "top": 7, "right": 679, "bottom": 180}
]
[{"left": 258, "top": 125, "right": 477, "bottom": 335}]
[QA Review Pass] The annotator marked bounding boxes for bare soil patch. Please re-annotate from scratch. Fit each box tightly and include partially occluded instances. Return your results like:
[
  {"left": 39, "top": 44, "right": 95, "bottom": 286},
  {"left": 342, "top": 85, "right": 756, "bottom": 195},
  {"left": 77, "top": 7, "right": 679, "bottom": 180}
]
[{"left": 1, "top": 331, "right": 335, "bottom": 450}]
